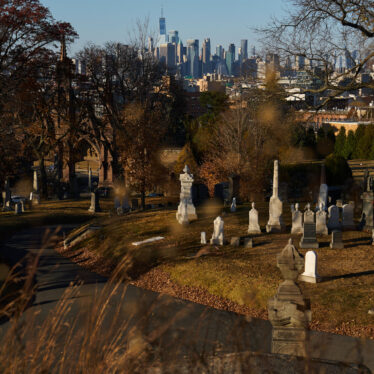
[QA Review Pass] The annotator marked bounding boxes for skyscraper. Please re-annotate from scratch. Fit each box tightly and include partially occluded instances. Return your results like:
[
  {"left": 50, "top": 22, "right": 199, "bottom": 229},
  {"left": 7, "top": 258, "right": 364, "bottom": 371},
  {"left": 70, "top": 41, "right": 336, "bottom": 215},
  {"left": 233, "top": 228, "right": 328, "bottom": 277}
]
[
  {"left": 159, "top": 8, "right": 168, "bottom": 44},
  {"left": 226, "top": 43, "right": 235, "bottom": 76},
  {"left": 241, "top": 39, "right": 248, "bottom": 60},
  {"left": 202, "top": 38, "right": 211, "bottom": 74},
  {"left": 168, "top": 30, "right": 179, "bottom": 44},
  {"left": 159, "top": 43, "right": 176, "bottom": 71},
  {"left": 216, "top": 45, "right": 223, "bottom": 59},
  {"left": 187, "top": 39, "right": 199, "bottom": 78}
]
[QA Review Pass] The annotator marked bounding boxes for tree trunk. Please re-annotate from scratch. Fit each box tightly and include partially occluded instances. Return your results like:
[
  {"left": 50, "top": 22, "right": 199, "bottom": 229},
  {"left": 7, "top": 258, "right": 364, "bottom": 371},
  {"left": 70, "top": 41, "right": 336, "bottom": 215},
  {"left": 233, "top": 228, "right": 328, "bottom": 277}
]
[
  {"left": 39, "top": 157, "right": 48, "bottom": 199},
  {"left": 141, "top": 181, "right": 146, "bottom": 210}
]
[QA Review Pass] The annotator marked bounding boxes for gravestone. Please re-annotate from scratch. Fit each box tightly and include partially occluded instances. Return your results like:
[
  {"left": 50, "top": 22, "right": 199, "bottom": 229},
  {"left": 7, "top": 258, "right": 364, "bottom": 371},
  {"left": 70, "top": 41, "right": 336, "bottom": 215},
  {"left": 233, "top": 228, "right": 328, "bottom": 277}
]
[
  {"left": 336, "top": 199, "right": 343, "bottom": 208},
  {"left": 299, "top": 222, "right": 319, "bottom": 249},
  {"left": 31, "top": 169, "right": 40, "bottom": 204},
  {"left": 291, "top": 203, "right": 303, "bottom": 234},
  {"left": 114, "top": 196, "right": 121, "bottom": 210},
  {"left": 330, "top": 230, "right": 344, "bottom": 249},
  {"left": 244, "top": 237, "right": 253, "bottom": 248},
  {"left": 20, "top": 200, "right": 25, "bottom": 212},
  {"left": 342, "top": 203, "right": 355, "bottom": 230},
  {"left": 299, "top": 251, "right": 321, "bottom": 283},
  {"left": 248, "top": 202, "right": 261, "bottom": 234},
  {"left": 230, "top": 237, "right": 240, "bottom": 247},
  {"left": 201, "top": 232, "right": 206, "bottom": 245},
  {"left": 266, "top": 160, "right": 285, "bottom": 233},
  {"left": 14, "top": 202, "right": 22, "bottom": 215},
  {"left": 361, "top": 174, "right": 374, "bottom": 231},
  {"left": 327, "top": 205, "right": 340, "bottom": 231},
  {"left": 88, "top": 190, "right": 101, "bottom": 213},
  {"left": 176, "top": 165, "right": 197, "bottom": 225},
  {"left": 230, "top": 197, "right": 236, "bottom": 212},
  {"left": 210, "top": 216, "right": 224, "bottom": 246},
  {"left": 303, "top": 203, "right": 315, "bottom": 224},
  {"left": 318, "top": 163, "right": 328, "bottom": 210},
  {"left": 316, "top": 203, "right": 328, "bottom": 235},
  {"left": 268, "top": 239, "right": 311, "bottom": 356}
]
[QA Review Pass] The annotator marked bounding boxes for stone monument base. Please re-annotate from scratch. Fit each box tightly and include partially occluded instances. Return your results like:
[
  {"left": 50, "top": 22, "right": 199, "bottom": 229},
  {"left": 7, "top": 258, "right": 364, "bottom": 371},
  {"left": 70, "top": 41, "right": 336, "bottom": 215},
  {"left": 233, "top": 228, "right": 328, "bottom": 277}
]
[
  {"left": 271, "top": 326, "right": 307, "bottom": 357},
  {"left": 299, "top": 239, "right": 319, "bottom": 249},
  {"left": 299, "top": 274, "right": 321, "bottom": 283},
  {"left": 266, "top": 223, "right": 284, "bottom": 233}
]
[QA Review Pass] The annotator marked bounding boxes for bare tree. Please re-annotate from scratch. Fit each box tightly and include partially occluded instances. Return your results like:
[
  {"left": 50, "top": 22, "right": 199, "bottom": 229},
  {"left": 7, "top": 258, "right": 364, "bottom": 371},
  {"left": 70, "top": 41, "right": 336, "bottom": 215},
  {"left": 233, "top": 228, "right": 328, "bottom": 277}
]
[{"left": 258, "top": 0, "right": 374, "bottom": 108}]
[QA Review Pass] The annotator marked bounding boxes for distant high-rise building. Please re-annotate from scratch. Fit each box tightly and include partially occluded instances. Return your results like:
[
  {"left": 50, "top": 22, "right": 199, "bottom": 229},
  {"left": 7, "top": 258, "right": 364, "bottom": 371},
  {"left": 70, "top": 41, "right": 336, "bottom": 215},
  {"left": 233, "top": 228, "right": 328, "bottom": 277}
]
[
  {"left": 177, "top": 40, "right": 184, "bottom": 64},
  {"left": 159, "top": 8, "right": 168, "bottom": 44},
  {"left": 187, "top": 39, "right": 199, "bottom": 78},
  {"left": 159, "top": 8, "right": 166, "bottom": 35},
  {"left": 295, "top": 55, "right": 305, "bottom": 70},
  {"left": 202, "top": 38, "right": 211, "bottom": 74},
  {"left": 225, "top": 43, "right": 235, "bottom": 75},
  {"left": 168, "top": 30, "right": 179, "bottom": 44},
  {"left": 241, "top": 39, "right": 248, "bottom": 60},
  {"left": 216, "top": 45, "right": 223, "bottom": 59},
  {"left": 159, "top": 43, "right": 176, "bottom": 70},
  {"left": 148, "top": 37, "right": 154, "bottom": 54},
  {"left": 266, "top": 53, "right": 280, "bottom": 71}
]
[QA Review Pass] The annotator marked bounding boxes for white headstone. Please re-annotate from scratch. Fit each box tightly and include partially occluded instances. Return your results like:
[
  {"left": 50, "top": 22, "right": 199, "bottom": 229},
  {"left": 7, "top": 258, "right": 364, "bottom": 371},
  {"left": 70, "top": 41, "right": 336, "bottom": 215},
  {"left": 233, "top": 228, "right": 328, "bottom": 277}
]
[
  {"left": 328, "top": 205, "right": 340, "bottom": 230},
  {"left": 33, "top": 169, "right": 39, "bottom": 193},
  {"left": 266, "top": 160, "right": 284, "bottom": 233},
  {"left": 88, "top": 191, "right": 101, "bottom": 213},
  {"left": 176, "top": 165, "right": 197, "bottom": 224},
  {"left": 342, "top": 203, "right": 355, "bottom": 230},
  {"left": 303, "top": 203, "right": 315, "bottom": 224},
  {"left": 299, "top": 251, "right": 321, "bottom": 283},
  {"left": 210, "top": 216, "right": 224, "bottom": 245},
  {"left": 230, "top": 197, "right": 236, "bottom": 212},
  {"left": 316, "top": 203, "right": 328, "bottom": 235},
  {"left": 248, "top": 202, "right": 261, "bottom": 234},
  {"left": 201, "top": 232, "right": 207, "bottom": 244},
  {"left": 291, "top": 203, "right": 303, "bottom": 234}
]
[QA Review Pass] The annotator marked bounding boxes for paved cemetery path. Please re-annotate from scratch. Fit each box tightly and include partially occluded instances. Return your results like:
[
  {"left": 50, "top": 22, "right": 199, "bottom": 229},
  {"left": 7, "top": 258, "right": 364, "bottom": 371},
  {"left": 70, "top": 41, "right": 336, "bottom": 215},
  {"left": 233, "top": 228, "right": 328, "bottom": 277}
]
[{"left": 0, "top": 226, "right": 374, "bottom": 371}]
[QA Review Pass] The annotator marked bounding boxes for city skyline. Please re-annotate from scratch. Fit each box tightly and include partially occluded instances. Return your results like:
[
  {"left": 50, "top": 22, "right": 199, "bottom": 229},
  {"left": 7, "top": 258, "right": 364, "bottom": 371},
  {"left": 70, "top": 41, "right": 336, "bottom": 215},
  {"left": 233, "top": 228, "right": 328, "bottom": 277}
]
[{"left": 40, "top": 0, "right": 287, "bottom": 55}]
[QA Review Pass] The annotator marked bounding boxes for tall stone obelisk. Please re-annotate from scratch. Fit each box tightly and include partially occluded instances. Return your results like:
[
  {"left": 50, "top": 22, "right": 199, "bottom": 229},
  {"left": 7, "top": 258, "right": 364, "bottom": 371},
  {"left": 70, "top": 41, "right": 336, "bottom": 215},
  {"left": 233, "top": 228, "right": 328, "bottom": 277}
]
[{"left": 266, "top": 160, "right": 285, "bottom": 233}]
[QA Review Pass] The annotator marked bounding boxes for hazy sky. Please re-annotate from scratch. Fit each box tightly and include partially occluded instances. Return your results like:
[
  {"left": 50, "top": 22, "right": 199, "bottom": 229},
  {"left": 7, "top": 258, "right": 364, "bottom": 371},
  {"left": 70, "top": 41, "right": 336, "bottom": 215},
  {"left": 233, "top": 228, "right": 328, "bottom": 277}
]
[{"left": 40, "top": 0, "right": 289, "bottom": 56}]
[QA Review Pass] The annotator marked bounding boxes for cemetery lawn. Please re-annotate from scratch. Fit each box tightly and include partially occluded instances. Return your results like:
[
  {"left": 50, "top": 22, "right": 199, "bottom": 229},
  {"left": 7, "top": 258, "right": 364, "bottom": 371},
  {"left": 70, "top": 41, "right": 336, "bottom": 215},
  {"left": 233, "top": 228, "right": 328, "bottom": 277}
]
[{"left": 60, "top": 201, "right": 374, "bottom": 339}]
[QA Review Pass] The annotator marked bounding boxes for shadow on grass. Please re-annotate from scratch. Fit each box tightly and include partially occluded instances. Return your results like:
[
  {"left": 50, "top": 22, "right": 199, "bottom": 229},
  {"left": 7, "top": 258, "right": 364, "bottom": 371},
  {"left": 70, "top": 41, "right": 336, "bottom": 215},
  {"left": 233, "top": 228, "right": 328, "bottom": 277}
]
[{"left": 322, "top": 269, "right": 374, "bottom": 282}]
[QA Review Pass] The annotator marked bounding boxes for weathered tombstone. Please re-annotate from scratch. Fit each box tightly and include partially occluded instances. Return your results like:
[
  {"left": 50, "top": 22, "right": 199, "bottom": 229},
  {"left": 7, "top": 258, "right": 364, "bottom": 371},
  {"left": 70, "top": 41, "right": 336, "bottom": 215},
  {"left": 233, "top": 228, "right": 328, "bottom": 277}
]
[
  {"left": 299, "top": 251, "right": 321, "bottom": 283},
  {"left": 291, "top": 203, "right": 303, "bottom": 234},
  {"left": 31, "top": 169, "right": 40, "bottom": 204},
  {"left": 244, "top": 237, "right": 253, "bottom": 248},
  {"left": 342, "top": 203, "right": 355, "bottom": 230},
  {"left": 88, "top": 168, "right": 92, "bottom": 192},
  {"left": 318, "top": 163, "right": 328, "bottom": 210},
  {"left": 248, "top": 202, "right": 261, "bottom": 234},
  {"left": 177, "top": 202, "right": 189, "bottom": 225},
  {"left": 230, "top": 197, "right": 236, "bottom": 212},
  {"left": 201, "top": 232, "right": 206, "bottom": 245},
  {"left": 230, "top": 237, "right": 240, "bottom": 247},
  {"left": 336, "top": 199, "right": 343, "bottom": 208},
  {"left": 361, "top": 174, "right": 374, "bottom": 231},
  {"left": 176, "top": 165, "right": 197, "bottom": 225},
  {"left": 14, "top": 202, "right": 22, "bottom": 215},
  {"left": 303, "top": 203, "right": 315, "bottom": 224},
  {"left": 88, "top": 190, "right": 101, "bottom": 213},
  {"left": 299, "top": 222, "right": 319, "bottom": 249},
  {"left": 131, "top": 198, "right": 139, "bottom": 210},
  {"left": 327, "top": 205, "right": 340, "bottom": 231},
  {"left": 268, "top": 239, "right": 311, "bottom": 356},
  {"left": 330, "top": 230, "right": 344, "bottom": 249},
  {"left": 266, "top": 160, "right": 285, "bottom": 233},
  {"left": 210, "top": 216, "right": 224, "bottom": 245},
  {"left": 316, "top": 203, "right": 328, "bottom": 235}
]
